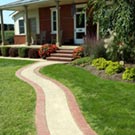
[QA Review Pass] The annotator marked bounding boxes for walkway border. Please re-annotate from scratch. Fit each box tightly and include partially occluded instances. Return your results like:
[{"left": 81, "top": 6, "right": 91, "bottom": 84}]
[
  {"left": 35, "top": 66, "right": 97, "bottom": 135},
  {"left": 16, "top": 64, "right": 50, "bottom": 135},
  {"left": 16, "top": 61, "right": 97, "bottom": 135}
]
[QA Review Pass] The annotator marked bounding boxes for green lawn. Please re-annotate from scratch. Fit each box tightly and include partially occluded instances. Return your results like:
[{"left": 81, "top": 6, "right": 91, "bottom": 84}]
[
  {"left": 40, "top": 64, "right": 135, "bottom": 135},
  {"left": 0, "top": 59, "right": 36, "bottom": 135}
]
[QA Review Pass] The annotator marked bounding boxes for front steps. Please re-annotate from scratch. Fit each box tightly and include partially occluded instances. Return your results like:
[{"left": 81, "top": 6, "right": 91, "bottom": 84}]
[{"left": 46, "top": 49, "right": 74, "bottom": 62}]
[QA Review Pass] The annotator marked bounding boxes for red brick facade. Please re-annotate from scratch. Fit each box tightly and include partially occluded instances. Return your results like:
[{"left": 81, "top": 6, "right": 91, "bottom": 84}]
[
  {"left": 39, "top": 7, "right": 51, "bottom": 43},
  {"left": 39, "top": 4, "right": 74, "bottom": 44},
  {"left": 60, "top": 5, "right": 74, "bottom": 44},
  {"left": 14, "top": 3, "right": 96, "bottom": 45},
  {"left": 14, "top": 35, "right": 25, "bottom": 44}
]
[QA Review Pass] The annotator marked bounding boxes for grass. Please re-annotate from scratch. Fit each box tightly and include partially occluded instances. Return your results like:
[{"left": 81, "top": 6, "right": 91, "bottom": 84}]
[
  {"left": 0, "top": 59, "right": 36, "bottom": 135},
  {"left": 40, "top": 64, "right": 135, "bottom": 135},
  {"left": 71, "top": 57, "right": 92, "bottom": 66}
]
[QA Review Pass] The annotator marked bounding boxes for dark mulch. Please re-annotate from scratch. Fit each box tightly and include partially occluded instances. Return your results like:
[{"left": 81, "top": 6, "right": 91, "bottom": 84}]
[
  {"left": 84, "top": 65, "right": 122, "bottom": 81},
  {"left": 79, "top": 64, "right": 135, "bottom": 83}
]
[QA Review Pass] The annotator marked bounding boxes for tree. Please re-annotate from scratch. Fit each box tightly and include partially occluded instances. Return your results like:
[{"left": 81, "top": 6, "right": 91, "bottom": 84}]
[{"left": 87, "top": 0, "right": 135, "bottom": 62}]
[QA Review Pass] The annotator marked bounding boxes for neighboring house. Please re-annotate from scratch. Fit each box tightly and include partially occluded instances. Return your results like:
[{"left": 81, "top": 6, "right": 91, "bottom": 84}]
[{"left": 0, "top": 0, "right": 97, "bottom": 46}]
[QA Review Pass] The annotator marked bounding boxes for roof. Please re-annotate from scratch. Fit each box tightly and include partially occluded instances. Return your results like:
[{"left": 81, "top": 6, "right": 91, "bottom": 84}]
[
  {"left": 0, "top": 0, "right": 49, "bottom": 10},
  {"left": 0, "top": 0, "right": 88, "bottom": 11}
]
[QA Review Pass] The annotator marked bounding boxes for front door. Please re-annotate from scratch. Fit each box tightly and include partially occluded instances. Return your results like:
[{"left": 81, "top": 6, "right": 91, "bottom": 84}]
[{"left": 74, "top": 5, "right": 86, "bottom": 44}]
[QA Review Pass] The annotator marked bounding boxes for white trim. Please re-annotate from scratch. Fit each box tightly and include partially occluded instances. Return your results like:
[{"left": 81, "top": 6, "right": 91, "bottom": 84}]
[
  {"left": 50, "top": 7, "right": 56, "bottom": 10},
  {"left": 50, "top": 8, "right": 57, "bottom": 34},
  {"left": 76, "top": 4, "right": 86, "bottom": 9},
  {"left": 14, "top": 9, "right": 39, "bottom": 35},
  {"left": 74, "top": 4, "right": 86, "bottom": 44},
  {"left": 18, "top": 19, "right": 25, "bottom": 34}
]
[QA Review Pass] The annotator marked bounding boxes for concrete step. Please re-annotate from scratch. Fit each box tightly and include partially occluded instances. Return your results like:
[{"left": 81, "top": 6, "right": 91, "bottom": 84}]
[
  {"left": 56, "top": 49, "right": 74, "bottom": 54},
  {"left": 50, "top": 53, "right": 73, "bottom": 58},
  {"left": 46, "top": 56, "right": 73, "bottom": 62},
  {"left": 47, "top": 48, "right": 74, "bottom": 62}
]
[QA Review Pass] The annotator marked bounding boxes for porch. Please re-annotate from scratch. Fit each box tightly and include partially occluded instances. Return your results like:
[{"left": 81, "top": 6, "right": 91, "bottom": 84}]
[
  {"left": 0, "top": 0, "right": 91, "bottom": 47},
  {"left": 4, "top": 44, "right": 77, "bottom": 49},
  {"left": 0, "top": 44, "right": 77, "bottom": 62},
  {"left": 0, "top": 0, "right": 98, "bottom": 47}
]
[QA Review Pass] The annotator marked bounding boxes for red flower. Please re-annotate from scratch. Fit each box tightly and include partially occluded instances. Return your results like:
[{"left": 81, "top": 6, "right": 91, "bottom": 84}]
[
  {"left": 38, "top": 44, "right": 58, "bottom": 59},
  {"left": 73, "top": 46, "right": 84, "bottom": 59}
]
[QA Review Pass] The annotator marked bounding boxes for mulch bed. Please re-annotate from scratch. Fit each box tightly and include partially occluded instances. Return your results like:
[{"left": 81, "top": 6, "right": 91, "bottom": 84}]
[{"left": 78, "top": 64, "right": 135, "bottom": 83}]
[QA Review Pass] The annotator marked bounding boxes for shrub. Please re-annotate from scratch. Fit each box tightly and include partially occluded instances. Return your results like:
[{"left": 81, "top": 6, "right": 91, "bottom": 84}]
[
  {"left": 123, "top": 46, "right": 135, "bottom": 63},
  {"left": 93, "top": 42, "right": 106, "bottom": 59},
  {"left": 0, "top": 48, "right": 2, "bottom": 56},
  {"left": 71, "top": 57, "right": 92, "bottom": 66},
  {"left": 0, "top": 31, "right": 14, "bottom": 44},
  {"left": 7, "top": 37, "right": 14, "bottom": 44},
  {"left": 38, "top": 44, "right": 58, "bottom": 59},
  {"left": 9, "top": 48, "right": 18, "bottom": 57},
  {"left": 87, "top": 0, "right": 135, "bottom": 64},
  {"left": 105, "top": 62, "right": 124, "bottom": 75},
  {"left": 73, "top": 46, "right": 84, "bottom": 59},
  {"left": 18, "top": 47, "right": 29, "bottom": 58},
  {"left": 92, "top": 58, "right": 110, "bottom": 70},
  {"left": 1, "top": 47, "right": 10, "bottom": 56},
  {"left": 28, "top": 48, "right": 40, "bottom": 58},
  {"left": 48, "top": 44, "right": 58, "bottom": 53},
  {"left": 83, "top": 36, "right": 106, "bottom": 59},
  {"left": 122, "top": 68, "right": 135, "bottom": 81}
]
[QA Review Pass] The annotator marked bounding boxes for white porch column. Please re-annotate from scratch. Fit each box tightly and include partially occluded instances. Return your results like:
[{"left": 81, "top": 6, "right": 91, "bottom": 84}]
[
  {"left": 96, "top": 22, "right": 99, "bottom": 40},
  {"left": 55, "top": 0, "right": 61, "bottom": 46},
  {"left": 24, "top": 6, "right": 30, "bottom": 45},
  {"left": 0, "top": 10, "right": 5, "bottom": 45}
]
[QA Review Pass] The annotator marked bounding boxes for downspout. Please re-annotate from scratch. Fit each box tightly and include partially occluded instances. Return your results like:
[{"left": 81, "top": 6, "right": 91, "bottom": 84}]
[{"left": 0, "top": 9, "right": 5, "bottom": 45}]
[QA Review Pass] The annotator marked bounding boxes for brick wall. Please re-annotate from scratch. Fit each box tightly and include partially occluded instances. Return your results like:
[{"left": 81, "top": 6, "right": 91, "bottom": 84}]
[
  {"left": 39, "top": 4, "right": 74, "bottom": 44},
  {"left": 14, "top": 3, "right": 96, "bottom": 45},
  {"left": 39, "top": 4, "right": 96, "bottom": 44},
  {"left": 14, "top": 35, "right": 26, "bottom": 44},
  {"left": 60, "top": 5, "right": 74, "bottom": 44},
  {"left": 39, "top": 7, "right": 51, "bottom": 42}
]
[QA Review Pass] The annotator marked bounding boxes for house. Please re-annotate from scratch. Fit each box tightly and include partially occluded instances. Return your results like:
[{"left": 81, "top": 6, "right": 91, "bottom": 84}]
[{"left": 0, "top": 0, "right": 98, "bottom": 46}]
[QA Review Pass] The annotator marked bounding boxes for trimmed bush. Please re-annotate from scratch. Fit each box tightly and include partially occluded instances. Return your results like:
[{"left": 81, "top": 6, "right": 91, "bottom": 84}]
[
  {"left": 9, "top": 48, "right": 18, "bottom": 57},
  {"left": 28, "top": 48, "right": 39, "bottom": 58},
  {"left": 1, "top": 47, "right": 10, "bottom": 56},
  {"left": 92, "top": 58, "right": 110, "bottom": 70},
  {"left": 122, "top": 68, "right": 135, "bottom": 81},
  {"left": 0, "top": 48, "right": 2, "bottom": 56},
  {"left": 73, "top": 46, "right": 84, "bottom": 59},
  {"left": 38, "top": 44, "right": 58, "bottom": 59},
  {"left": 71, "top": 57, "right": 92, "bottom": 66},
  {"left": 18, "top": 47, "right": 29, "bottom": 58},
  {"left": 105, "top": 62, "right": 124, "bottom": 75}
]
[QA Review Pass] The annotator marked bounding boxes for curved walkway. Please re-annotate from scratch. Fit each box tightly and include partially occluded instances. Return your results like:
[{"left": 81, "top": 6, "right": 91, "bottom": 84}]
[{"left": 16, "top": 61, "right": 97, "bottom": 135}]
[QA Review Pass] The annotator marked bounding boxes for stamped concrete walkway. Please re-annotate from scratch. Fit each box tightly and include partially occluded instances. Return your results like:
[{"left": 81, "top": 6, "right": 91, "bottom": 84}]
[{"left": 16, "top": 61, "right": 97, "bottom": 135}]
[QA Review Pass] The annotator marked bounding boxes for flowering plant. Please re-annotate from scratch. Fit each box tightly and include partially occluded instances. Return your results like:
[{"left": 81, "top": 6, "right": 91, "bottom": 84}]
[
  {"left": 49, "top": 44, "right": 58, "bottom": 53},
  {"left": 38, "top": 44, "right": 58, "bottom": 59},
  {"left": 73, "top": 46, "right": 84, "bottom": 59}
]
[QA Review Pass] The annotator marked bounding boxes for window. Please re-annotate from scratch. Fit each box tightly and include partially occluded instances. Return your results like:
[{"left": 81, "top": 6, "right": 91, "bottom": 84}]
[
  {"left": 51, "top": 8, "right": 57, "bottom": 33},
  {"left": 76, "top": 13, "right": 85, "bottom": 28},
  {"left": 19, "top": 20, "right": 25, "bottom": 34}
]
